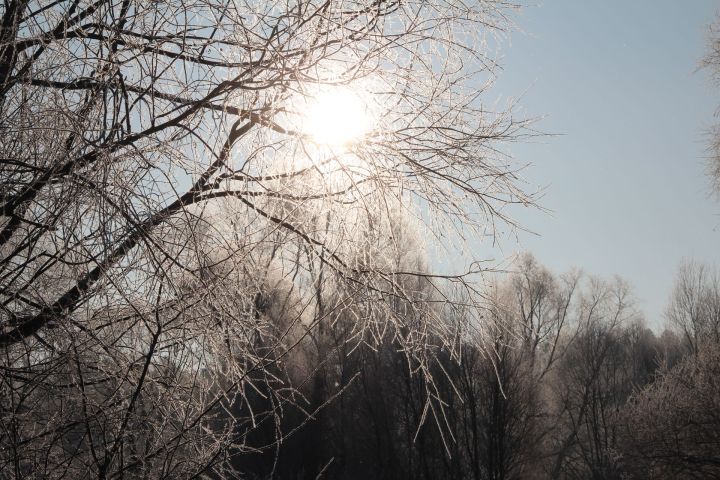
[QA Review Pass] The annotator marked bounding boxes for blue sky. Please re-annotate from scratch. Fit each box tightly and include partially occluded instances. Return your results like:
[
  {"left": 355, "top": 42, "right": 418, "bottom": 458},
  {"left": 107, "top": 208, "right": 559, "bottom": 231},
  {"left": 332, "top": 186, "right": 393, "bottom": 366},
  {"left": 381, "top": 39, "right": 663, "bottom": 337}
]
[{"left": 488, "top": 1, "right": 720, "bottom": 329}]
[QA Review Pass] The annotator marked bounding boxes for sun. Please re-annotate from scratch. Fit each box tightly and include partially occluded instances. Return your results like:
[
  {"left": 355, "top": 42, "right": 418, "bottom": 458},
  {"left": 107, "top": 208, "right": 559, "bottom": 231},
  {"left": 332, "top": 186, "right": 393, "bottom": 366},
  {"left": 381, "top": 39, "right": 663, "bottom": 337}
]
[{"left": 304, "top": 87, "right": 373, "bottom": 147}]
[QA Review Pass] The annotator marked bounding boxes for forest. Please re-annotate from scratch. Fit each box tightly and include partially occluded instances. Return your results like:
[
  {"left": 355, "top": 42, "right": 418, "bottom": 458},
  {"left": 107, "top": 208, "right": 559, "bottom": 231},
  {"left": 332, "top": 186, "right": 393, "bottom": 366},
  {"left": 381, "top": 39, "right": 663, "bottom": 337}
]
[{"left": 0, "top": 0, "right": 719, "bottom": 478}]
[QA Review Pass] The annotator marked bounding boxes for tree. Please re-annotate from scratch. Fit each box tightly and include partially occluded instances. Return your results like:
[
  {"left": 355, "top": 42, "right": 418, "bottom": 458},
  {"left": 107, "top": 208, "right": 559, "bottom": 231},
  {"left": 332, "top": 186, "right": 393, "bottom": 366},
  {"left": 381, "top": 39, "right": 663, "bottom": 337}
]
[
  {"left": 452, "top": 254, "right": 580, "bottom": 480},
  {"left": 0, "top": 0, "right": 535, "bottom": 477},
  {"left": 621, "top": 344, "right": 720, "bottom": 479},
  {"left": 666, "top": 260, "right": 720, "bottom": 353},
  {"left": 508, "top": 253, "right": 580, "bottom": 378},
  {"left": 619, "top": 260, "right": 720, "bottom": 479},
  {"left": 455, "top": 286, "right": 546, "bottom": 480},
  {"left": 546, "top": 276, "right": 638, "bottom": 479}
]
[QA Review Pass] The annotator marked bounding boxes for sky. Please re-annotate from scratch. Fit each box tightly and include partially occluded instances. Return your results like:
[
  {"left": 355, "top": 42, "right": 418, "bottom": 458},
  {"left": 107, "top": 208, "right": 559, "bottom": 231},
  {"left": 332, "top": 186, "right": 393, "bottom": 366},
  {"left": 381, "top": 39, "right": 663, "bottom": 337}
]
[{"left": 486, "top": 1, "right": 720, "bottom": 330}]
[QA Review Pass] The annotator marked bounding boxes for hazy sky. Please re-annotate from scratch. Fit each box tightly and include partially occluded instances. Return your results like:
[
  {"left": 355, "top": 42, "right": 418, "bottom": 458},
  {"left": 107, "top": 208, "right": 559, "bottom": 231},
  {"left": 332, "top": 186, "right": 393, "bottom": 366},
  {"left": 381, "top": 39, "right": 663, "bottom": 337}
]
[{"left": 488, "top": 1, "right": 720, "bottom": 329}]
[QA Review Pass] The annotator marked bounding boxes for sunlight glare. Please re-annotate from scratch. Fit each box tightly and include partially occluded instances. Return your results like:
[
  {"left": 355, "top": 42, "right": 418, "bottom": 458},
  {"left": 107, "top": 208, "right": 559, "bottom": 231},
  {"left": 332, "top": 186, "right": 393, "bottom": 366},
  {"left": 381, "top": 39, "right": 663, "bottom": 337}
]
[{"left": 304, "top": 88, "right": 372, "bottom": 147}]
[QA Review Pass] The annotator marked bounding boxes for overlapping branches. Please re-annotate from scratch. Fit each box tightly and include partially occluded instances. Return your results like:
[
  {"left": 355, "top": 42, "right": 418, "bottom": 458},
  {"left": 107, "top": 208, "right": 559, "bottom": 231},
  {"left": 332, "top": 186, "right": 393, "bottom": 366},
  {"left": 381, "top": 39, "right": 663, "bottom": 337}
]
[{"left": 0, "top": 0, "right": 533, "bottom": 477}]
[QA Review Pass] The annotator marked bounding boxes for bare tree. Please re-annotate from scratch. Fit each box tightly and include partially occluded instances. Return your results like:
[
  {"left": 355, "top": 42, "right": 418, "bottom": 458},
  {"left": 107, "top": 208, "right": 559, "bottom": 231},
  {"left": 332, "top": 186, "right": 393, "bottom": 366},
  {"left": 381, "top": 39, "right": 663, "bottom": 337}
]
[
  {"left": 508, "top": 253, "right": 580, "bottom": 378},
  {"left": 456, "top": 286, "right": 546, "bottom": 480},
  {"left": 429, "top": 254, "right": 580, "bottom": 480},
  {"left": 546, "top": 276, "right": 638, "bottom": 479},
  {"left": 618, "top": 260, "right": 720, "bottom": 478},
  {"left": 621, "top": 343, "right": 720, "bottom": 479},
  {"left": 666, "top": 259, "right": 720, "bottom": 353},
  {"left": 0, "top": 0, "right": 536, "bottom": 477}
]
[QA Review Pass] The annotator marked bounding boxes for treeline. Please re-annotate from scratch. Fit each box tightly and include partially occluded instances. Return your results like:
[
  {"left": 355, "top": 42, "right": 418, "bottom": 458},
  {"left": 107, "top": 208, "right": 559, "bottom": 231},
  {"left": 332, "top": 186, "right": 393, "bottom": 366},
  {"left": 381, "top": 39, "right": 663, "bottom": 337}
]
[
  {"left": 228, "top": 255, "right": 720, "bottom": 480},
  {"left": 3, "top": 241, "right": 718, "bottom": 479}
]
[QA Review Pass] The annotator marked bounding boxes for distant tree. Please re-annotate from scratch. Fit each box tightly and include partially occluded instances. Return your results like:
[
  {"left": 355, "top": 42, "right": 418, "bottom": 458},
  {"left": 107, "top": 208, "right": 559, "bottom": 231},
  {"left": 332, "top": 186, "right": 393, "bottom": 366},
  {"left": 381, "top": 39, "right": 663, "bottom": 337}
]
[
  {"left": 618, "top": 260, "right": 720, "bottom": 478},
  {"left": 656, "top": 328, "right": 686, "bottom": 369},
  {"left": 622, "top": 319, "right": 661, "bottom": 388},
  {"left": 456, "top": 289, "right": 546, "bottom": 480},
  {"left": 0, "top": 0, "right": 536, "bottom": 477},
  {"left": 427, "top": 254, "right": 577, "bottom": 480},
  {"left": 459, "top": 254, "right": 580, "bottom": 480},
  {"left": 546, "top": 276, "right": 638, "bottom": 480},
  {"left": 621, "top": 344, "right": 720, "bottom": 479},
  {"left": 666, "top": 260, "right": 720, "bottom": 353},
  {"left": 598, "top": 261, "right": 720, "bottom": 479},
  {"left": 508, "top": 253, "right": 580, "bottom": 378}
]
